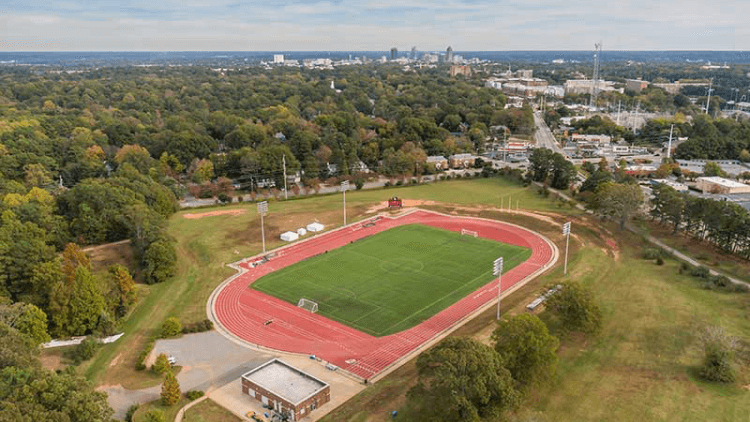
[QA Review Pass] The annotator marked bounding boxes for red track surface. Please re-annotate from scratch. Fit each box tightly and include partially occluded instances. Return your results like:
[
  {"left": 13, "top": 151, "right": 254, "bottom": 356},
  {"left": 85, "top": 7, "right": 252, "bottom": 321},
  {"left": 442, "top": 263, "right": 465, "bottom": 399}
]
[{"left": 212, "top": 210, "right": 554, "bottom": 380}]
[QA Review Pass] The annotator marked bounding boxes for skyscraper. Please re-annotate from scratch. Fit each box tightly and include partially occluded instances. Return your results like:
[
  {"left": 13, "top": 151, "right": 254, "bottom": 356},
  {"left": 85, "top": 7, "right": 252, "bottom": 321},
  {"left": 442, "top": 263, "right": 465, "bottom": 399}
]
[
  {"left": 446, "top": 46, "right": 453, "bottom": 63},
  {"left": 390, "top": 48, "right": 398, "bottom": 60},
  {"left": 410, "top": 46, "right": 417, "bottom": 60}
]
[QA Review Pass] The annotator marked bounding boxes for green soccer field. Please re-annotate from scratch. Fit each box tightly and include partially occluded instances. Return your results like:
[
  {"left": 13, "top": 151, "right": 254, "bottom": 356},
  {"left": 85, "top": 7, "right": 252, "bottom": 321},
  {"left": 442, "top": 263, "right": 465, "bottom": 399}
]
[{"left": 251, "top": 224, "right": 532, "bottom": 336}]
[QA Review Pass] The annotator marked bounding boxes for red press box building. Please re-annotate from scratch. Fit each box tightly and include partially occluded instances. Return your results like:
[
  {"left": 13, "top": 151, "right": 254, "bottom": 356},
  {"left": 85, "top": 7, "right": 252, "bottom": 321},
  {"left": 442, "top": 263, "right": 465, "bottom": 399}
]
[
  {"left": 241, "top": 359, "right": 330, "bottom": 421},
  {"left": 388, "top": 197, "right": 402, "bottom": 208}
]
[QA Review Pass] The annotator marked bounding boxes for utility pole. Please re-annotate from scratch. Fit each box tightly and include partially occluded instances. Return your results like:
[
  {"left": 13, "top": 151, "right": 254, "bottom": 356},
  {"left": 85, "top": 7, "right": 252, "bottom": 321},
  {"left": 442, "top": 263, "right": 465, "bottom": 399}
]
[
  {"left": 616, "top": 100, "right": 622, "bottom": 125},
  {"left": 562, "top": 222, "right": 571, "bottom": 275},
  {"left": 705, "top": 78, "right": 714, "bottom": 115},
  {"left": 666, "top": 124, "right": 674, "bottom": 159},
  {"left": 257, "top": 201, "right": 268, "bottom": 254},
  {"left": 589, "top": 42, "right": 602, "bottom": 111},
  {"left": 632, "top": 101, "right": 640, "bottom": 134},
  {"left": 282, "top": 154, "right": 288, "bottom": 200},
  {"left": 493, "top": 257, "right": 504, "bottom": 320},
  {"left": 341, "top": 181, "right": 349, "bottom": 226}
]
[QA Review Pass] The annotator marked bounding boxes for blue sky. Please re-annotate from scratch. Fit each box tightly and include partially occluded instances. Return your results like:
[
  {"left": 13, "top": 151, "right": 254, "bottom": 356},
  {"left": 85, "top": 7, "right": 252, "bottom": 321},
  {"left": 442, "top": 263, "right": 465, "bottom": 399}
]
[{"left": 1, "top": 0, "right": 747, "bottom": 51}]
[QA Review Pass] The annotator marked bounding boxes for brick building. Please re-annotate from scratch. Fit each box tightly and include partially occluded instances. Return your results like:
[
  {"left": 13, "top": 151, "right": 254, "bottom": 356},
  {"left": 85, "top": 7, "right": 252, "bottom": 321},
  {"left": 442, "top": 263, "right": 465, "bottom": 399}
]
[{"left": 241, "top": 359, "right": 330, "bottom": 421}]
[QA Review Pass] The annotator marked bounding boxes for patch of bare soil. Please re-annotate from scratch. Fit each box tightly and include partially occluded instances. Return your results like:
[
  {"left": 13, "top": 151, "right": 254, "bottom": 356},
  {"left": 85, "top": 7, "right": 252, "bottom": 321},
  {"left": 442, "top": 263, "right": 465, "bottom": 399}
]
[
  {"left": 110, "top": 353, "right": 122, "bottom": 367},
  {"left": 183, "top": 209, "right": 246, "bottom": 219},
  {"left": 365, "top": 199, "right": 436, "bottom": 214}
]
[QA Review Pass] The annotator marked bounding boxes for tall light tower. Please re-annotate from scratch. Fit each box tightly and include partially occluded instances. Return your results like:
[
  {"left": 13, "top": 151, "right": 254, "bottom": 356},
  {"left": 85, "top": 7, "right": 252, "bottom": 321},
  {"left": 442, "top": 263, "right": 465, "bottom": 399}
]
[
  {"left": 341, "top": 181, "right": 349, "bottom": 226},
  {"left": 562, "top": 222, "right": 571, "bottom": 275},
  {"left": 493, "top": 257, "right": 504, "bottom": 320},
  {"left": 589, "top": 42, "right": 602, "bottom": 110},
  {"left": 257, "top": 201, "right": 268, "bottom": 254}
]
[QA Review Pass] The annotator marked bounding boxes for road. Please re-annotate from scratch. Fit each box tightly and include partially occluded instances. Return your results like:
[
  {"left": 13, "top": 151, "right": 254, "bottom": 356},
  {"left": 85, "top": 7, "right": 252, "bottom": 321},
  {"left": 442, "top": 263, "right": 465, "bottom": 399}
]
[{"left": 533, "top": 111, "right": 564, "bottom": 155}]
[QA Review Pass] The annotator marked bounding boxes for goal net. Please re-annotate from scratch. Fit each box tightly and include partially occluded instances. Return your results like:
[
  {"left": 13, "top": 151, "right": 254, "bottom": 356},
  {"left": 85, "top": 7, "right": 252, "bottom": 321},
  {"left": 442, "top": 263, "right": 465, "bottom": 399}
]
[
  {"left": 461, "top": 229, "right": 478, "bottom": 238},
  {"left": 297, "top": 298, "right": 319, "bottom": 313}
]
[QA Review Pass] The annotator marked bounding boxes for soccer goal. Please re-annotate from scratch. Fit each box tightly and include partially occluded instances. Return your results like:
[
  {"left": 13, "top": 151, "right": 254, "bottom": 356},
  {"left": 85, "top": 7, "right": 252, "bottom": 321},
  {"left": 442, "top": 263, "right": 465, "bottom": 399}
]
[
  {"left": 461, "top": 228, "right": 478, "bottom": 238},
  {"left": 297, "top": 298, "right": 319, "bottom": 313}
]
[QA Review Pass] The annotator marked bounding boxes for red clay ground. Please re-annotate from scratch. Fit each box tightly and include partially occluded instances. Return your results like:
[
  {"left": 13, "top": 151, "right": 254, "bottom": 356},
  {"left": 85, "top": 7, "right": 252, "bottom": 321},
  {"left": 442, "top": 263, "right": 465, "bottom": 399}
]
[{"left": 210, "top": 209, "right": 556, "bottom": 380}]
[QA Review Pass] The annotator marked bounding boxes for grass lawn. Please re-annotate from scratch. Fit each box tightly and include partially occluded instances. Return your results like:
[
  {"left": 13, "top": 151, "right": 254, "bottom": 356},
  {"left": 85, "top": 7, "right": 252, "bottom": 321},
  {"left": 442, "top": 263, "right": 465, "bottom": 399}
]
[
  {"left": 87, "top": 178, "right": 566, "bottom": 388},
  {"left": 183, "top": 398, "right": 242, "bottom": 422},
  {"left": 253, "top": 224, "right": 531, "bottom": 336},
  {"left": 132, "top": 396, "right": 190, "bottom": 422}
]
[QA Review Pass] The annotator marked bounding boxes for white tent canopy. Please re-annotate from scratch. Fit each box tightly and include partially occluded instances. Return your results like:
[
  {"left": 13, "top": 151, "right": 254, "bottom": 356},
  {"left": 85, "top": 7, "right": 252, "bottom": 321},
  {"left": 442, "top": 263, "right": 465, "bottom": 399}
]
[
  {"left": 296, "top": 228, "right": 307, "bottom": 236},
  {"left": 280, "top": 231, "right": 299, "bottom": 242},
  {"left": 306, "top": 222, "right": 324, "bottom": 232}
]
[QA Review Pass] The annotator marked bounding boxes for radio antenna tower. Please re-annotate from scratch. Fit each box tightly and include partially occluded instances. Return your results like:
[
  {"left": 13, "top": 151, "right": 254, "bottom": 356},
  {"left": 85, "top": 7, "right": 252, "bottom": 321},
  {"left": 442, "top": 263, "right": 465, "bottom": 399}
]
[{"left": 589, "top": 42, "right": 602, "bottom": 110}]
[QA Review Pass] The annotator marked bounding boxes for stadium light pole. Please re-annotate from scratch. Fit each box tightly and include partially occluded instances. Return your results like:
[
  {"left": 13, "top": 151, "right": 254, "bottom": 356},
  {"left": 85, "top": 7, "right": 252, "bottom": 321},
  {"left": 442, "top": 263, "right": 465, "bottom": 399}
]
[
  {"left": 258, "top": 201, "right": 268, "bottom": 254},
  {"left": 562, "top": 222, "right": 571, "bottom": 275},
  {"left": 341, "top": 181, "right": 349, "bottom": 226},
  {"left": 493, "top": 257, "right": 504, "bottom": 320}
]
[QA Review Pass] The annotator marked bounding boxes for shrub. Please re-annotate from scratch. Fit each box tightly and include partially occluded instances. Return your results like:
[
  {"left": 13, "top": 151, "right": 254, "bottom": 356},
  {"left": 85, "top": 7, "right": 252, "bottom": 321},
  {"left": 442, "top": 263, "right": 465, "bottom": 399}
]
[
  {"left": 690, "top": 266, "right": 710, "bottom": 279},
  {"left": 135, "top": 339, "right": 155, "bottom": 371},
  {"left": 395, "top": 180, "right": 403, "bottom": 186},
  {"left": 678, "top": 262, "right": 691, "bottom": 274},
  {"left": 185, "top": 390, "right": 205, "bottom": 401},
  {"left": 411, "top": 178, "right": 418, "bottom": 185},
  {"left": 655, "top": 257, "right": 664, "bottom": 266},
  {"left": 384, "top": 181, "right": 391, "bottom": 187},
  {"left": 699, "top": 326, "right": 737, "bottom": 383},
  {"left": 66, "top": 337, "right": 100, "bottom": 365},
  {"left": 144, "top": 409, "right": 166, "bottom": 422},
  {"left": 439, "top": 175, "right": 446, "bottom": 181},
  {"left": 643, "top": 248, "right": 661, "bottom": 260},
  {"left": 237, "top": 196, "right": 243, "bottom": 202},
  {"left": 125, "top": 404, "right": 139, "bottom": 422},
  {"left": 161, "top": 317, "right": 182, "bottom": 338},
  {"left": 354, "top": 178, "right": 364, "bottom": 190},
  {"left": 181, "top": 319, "right": 213, "bottom": 334}
]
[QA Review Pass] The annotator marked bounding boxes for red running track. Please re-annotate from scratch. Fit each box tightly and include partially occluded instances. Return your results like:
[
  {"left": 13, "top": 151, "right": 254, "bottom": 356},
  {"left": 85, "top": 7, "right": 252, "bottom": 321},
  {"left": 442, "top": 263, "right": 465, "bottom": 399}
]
[{"left": 212, "top": 209, "right": 555, "bottom": 380}]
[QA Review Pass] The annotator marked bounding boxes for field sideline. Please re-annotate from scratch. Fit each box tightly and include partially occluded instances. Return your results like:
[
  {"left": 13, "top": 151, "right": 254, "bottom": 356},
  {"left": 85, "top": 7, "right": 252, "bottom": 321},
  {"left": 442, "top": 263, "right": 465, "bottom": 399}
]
[{"left": 252, "top": 224, "right": 531, "bottom": 336}]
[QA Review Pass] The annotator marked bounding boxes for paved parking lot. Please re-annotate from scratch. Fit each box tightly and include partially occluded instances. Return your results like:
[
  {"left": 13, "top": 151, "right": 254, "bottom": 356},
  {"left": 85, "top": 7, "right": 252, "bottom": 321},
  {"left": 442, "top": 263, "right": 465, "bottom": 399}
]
[{"left": 107, "top": 330, "right": 365, "bottom": 421}]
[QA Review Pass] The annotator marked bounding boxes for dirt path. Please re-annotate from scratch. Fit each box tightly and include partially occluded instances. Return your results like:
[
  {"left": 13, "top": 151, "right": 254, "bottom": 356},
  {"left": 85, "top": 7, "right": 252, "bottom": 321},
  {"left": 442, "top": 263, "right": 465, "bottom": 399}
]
[{"left": 183, "top": 209, "right": 246, "bottom": 219}]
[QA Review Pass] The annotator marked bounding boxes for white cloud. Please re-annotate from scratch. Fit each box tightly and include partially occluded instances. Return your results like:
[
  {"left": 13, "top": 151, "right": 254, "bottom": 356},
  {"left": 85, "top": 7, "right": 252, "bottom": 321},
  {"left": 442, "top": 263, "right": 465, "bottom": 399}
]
[{"left": 0, "top": 1, "right": 749, "bottom": 50}]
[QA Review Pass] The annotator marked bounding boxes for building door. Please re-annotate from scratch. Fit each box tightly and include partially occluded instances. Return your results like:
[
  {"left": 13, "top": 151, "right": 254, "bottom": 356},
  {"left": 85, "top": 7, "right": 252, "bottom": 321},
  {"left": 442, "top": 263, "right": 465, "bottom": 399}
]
[
  {"left": 261, "top": 396, "right": 268, "bottom": 406},
  {"left": 275, "top": 401, "right": 281, "bottom": 412}
]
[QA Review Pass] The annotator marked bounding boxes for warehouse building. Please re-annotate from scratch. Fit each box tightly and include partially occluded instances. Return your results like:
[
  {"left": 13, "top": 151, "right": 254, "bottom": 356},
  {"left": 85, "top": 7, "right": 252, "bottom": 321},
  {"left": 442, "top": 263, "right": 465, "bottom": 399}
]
[{"left": 241, "top": 359, "right": 330, "bottom": 421}]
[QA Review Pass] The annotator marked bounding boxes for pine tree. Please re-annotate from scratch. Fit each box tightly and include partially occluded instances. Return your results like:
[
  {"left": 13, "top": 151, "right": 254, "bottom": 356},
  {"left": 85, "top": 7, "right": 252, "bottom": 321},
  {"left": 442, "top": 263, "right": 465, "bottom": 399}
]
[{"left": 161, "top": 372, "right": 181, "bottom": 406}]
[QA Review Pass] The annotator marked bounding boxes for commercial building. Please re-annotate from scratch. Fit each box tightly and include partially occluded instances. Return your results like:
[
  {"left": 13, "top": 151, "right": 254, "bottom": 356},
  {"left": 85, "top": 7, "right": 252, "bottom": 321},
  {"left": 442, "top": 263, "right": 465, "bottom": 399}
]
[
  {"left": 448, "top": 153, "right": 477, "bottom": 169},
  {"left": 625, "top": 79, "right": 649, "bottom": 93},
  {"left": 570, "top": 134, "right": 612, "bottom": 145},
  {"left": 426, "top": 155, "right": 449, "bottom": 170},
  {"left": 241, "top": 359, "right": 330, "bottom": 421},
  {"left": 273, "top": 54, "right": 284, "bottom": 64},
  {"left": 564, "top": 79, "right": 623, "bottom": 95},
  {"left": 676, "top": 159, "right": 750, "bottom": 176},
  {"left": 696, "top": 177, "right": 750, "bottom": 195},
  {"left": 450, "top": 65, "right": 472, "bottom": 77}
]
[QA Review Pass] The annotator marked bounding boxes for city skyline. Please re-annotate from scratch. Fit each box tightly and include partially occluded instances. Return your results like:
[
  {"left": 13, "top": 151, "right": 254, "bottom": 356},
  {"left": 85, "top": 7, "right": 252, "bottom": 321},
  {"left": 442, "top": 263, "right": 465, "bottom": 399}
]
[{"left": 1, "top": 0, "right": 749, "bottom": 51}]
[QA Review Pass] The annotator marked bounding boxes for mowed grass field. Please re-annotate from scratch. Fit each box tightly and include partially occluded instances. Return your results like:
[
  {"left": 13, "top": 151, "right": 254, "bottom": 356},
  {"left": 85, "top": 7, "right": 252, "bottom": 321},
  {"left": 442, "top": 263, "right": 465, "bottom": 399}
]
[{"left": 252, "top": 224, "right": 531, "bottom": 336}]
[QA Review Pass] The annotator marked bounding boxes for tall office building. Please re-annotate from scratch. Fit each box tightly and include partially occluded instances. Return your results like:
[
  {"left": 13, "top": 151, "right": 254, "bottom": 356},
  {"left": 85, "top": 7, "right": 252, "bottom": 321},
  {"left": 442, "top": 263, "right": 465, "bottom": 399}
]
[
  {"left": 410, "top": 46, "right": 417, "bottom": 60},
  {"left": 390, "top": 48, "right": 398, "bottom": 60},
  {"left": 446, "top": 46, "right": 454, "bottom": 63}
]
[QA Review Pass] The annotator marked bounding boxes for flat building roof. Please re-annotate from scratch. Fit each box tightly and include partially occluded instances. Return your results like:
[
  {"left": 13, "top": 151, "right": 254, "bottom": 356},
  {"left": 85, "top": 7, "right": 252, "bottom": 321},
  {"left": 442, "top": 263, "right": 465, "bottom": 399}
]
[
  {"left": 697, "top": 177, "right": 749, "bottom": 189},
  {"left": 242, "top": 359, "right": 328, "bottom": 405}
]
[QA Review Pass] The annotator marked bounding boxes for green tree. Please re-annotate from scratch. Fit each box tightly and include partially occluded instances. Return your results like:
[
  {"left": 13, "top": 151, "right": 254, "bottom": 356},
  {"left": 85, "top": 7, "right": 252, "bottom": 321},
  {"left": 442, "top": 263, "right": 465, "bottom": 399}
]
[
  {"left": 593, "top": 182, "right": 644, "bottom": 230},
  {"left": 0, "top": 320, "right": 39, "bottom": 369},
  {"left": 0, "top": 366, "right": 113, "bottom": 422},
  {"left": 545, "top": 282, "right": 603, "bottom": 336},
  {"left": 51, "top": 266, "right": 106, "bottom": 337},
  {"left": 702, "top": 161, "right": 727, "bottom": 177},
  {"left": 0, "top": 303, "right": 50, "bottom": 346},
  {"left": 142, "top": 237, "right": 177, "bottom": 284},
  {"left": 161, "top": 371, "right": 181, "bottom": 406},
  {"left": 161, "top": 317, "right": 182, "bottom": 338},
  {"left": 492, "top": 314, "right": 559, "bottom": 387},
  {"left": 405, "top": 337, "right": 518, "bottom": 422},
  {"left": 152, "top": 353, "right": 171, "bottom": 375},
  {"left": 106, "top": 264, "right": 136, "bottom": 318},
  {"left": 0, "top": 211, "right": 55, "bottom": 301}
]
